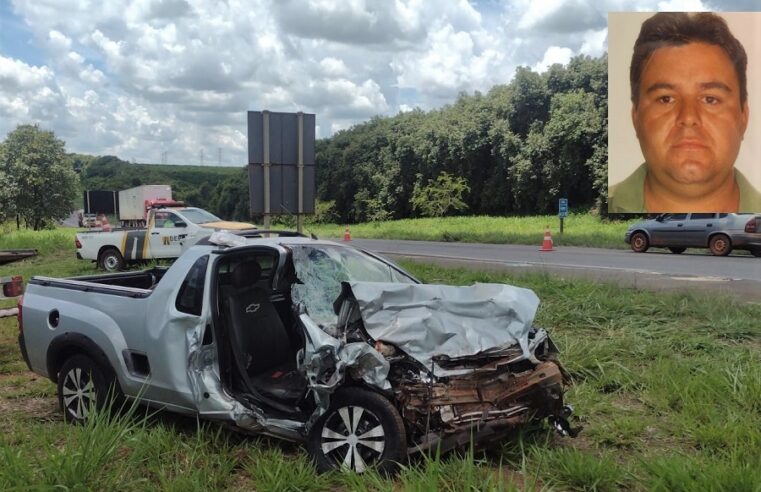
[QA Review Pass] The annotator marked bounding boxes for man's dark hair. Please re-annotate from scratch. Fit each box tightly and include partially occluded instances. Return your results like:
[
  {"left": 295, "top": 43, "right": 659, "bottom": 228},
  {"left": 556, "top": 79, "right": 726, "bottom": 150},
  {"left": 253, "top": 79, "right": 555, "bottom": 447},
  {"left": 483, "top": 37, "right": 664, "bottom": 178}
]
[{"left": 630, "top": 12, "right": 747, "bottom": 107}]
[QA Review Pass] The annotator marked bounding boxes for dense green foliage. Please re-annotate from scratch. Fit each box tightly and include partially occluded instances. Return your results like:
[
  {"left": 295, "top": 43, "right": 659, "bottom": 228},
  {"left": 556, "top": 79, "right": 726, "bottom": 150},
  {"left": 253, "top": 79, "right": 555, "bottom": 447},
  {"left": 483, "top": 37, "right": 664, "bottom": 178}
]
[
  {"left": 77, "top": 155, "right": 250, "bottom": 221},
  {"left": 0, "top": 125, "right": 80, "bottom": 230},
  {"left": 411, "top": 172, "right": 470, "bottom": 217},
  {"left": 317, "top": 55, "right": 608, "bottom": 222}
]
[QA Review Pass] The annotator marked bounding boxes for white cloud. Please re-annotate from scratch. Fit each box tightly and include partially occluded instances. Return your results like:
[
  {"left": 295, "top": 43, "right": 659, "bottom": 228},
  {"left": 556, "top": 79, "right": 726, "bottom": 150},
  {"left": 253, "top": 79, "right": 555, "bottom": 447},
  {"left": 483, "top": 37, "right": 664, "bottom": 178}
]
[
  {"left": 657, "top": 0, "right": 709, "bottom": 10},
  {"left": 533, "top": 46, "right": 574, "bottom": 73},
  {"left": 319, "top": 57, "right": 349, "bottom": 77},
  {"left": 47, "top": 30, "right": 72, "bottom": 55},
  {"left": 518, "top": 0, "right": 605, "bottom": 33},
  {"left": 579, "top": 28, "right": 608, "bottom": 57},
  {"left": 391, "top": 23, "right": 506, "bottom": 103}
]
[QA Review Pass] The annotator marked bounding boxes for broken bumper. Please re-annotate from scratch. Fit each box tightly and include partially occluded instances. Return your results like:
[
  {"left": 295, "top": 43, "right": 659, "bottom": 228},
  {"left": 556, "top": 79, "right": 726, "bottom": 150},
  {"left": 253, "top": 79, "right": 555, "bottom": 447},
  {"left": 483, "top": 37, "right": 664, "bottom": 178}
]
[{"left": 398, "top": 360, "right": 575, "bottom": 453}]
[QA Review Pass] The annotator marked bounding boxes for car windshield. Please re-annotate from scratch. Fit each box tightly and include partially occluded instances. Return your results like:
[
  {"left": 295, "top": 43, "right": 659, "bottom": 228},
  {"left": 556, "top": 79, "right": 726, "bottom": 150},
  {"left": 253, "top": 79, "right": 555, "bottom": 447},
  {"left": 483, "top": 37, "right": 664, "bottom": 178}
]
[
  {"left": 290, "top": 244, "right": 416, "bottom": 333},
  {"left": 178, "top": 208, "right": 221, "bottom": 224}
]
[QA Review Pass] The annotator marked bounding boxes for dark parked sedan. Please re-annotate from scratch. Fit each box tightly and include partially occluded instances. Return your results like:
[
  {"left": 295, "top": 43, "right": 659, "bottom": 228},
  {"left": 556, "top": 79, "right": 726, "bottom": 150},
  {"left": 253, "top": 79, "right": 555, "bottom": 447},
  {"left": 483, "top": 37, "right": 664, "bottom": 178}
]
[{"left": 625, "top": 213, "right": 761, "bottom": 256}]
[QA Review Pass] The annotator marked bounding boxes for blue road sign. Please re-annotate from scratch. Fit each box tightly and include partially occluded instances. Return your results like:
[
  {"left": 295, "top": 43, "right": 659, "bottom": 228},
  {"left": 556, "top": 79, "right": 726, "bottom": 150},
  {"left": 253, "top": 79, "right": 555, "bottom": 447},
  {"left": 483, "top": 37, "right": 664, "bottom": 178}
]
[{"left": 559, "top": 198, "right": 568, "bottom": 218}]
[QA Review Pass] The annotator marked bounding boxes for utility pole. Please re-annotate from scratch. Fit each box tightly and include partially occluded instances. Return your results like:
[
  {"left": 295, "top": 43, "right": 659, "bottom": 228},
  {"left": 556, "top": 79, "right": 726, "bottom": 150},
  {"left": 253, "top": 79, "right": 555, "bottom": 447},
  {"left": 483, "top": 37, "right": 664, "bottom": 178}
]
[
  {"left": 200, "top": 149, "right": 204, "bottom": 166},
  {"left": 218, "top": 147, "right": 222, "bottom": 166}
]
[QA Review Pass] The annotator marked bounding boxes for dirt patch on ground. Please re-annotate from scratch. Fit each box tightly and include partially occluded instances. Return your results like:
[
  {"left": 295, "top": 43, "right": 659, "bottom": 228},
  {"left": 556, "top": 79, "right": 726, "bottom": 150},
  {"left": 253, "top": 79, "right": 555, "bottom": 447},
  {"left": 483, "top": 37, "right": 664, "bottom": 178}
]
[{"left": 0, "top": 372, "right": 59, "bottom": 428}]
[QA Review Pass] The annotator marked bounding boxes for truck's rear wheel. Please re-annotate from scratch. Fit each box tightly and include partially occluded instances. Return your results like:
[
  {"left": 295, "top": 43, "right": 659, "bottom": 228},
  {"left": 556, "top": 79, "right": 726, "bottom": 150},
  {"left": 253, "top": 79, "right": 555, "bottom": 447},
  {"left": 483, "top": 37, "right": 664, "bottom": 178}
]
[
  {"left": 98, "top": 248, "right": 125, "bottom": 271},
  {"left": 57, "top": 354, "right": 118, "bottom": 424}
]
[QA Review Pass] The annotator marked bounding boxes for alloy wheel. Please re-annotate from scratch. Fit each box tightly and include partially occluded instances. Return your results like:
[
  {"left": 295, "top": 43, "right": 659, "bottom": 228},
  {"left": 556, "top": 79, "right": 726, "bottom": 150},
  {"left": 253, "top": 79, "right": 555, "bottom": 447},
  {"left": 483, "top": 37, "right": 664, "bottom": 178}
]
[
  {"left": 320, "top": 405, "right": 386, "bottom": 473},
  {"left": 62, "top": 367, "right": 96, "bottom": 420}
]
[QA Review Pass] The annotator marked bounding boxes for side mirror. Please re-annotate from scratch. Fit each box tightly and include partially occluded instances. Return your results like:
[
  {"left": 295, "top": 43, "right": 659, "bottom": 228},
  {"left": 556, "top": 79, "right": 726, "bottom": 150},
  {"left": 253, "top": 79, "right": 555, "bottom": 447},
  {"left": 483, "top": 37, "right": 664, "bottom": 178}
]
[{"left": 655, "top": 214, "right": 664, "bottom": 222}]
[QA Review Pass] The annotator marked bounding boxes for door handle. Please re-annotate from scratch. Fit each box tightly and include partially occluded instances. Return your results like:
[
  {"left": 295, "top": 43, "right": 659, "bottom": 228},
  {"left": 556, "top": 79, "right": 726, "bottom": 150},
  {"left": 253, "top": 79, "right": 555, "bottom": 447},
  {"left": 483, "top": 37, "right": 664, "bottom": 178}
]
[
  {"left": 706, "top": 224, "right": 712, "bottom": 227},
  {"left": 677, "top": 224, "right": 683, "bottom": 227},
  {"left": 151, "top": 232, "right": 160, "bottom": 235}
]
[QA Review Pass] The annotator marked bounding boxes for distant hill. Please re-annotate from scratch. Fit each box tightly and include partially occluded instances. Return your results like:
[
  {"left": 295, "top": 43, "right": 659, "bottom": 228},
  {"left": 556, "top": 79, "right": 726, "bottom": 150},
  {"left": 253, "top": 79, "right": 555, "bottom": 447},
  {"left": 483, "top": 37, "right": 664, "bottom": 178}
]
[{"left": 74, "top": 155, "right": 250, "bottom": 221}]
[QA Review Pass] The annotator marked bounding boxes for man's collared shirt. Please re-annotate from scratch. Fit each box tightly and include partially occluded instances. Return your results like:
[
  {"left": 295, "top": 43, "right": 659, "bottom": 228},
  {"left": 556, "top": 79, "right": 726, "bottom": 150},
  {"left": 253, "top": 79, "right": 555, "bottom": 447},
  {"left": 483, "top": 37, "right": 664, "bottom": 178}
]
[{"left": 609, "top": 164, "right": 761, "bottom": 213}]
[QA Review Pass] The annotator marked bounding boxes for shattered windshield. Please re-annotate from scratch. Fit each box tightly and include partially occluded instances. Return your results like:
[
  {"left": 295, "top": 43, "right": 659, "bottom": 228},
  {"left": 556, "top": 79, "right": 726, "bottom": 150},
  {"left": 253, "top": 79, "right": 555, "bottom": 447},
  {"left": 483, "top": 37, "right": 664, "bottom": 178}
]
[
  {"left": 179, "top": 208, "right": 221, "bottom": 224},
  {"left": 291, "top": 244, "right": 416, "bottom": 334}
]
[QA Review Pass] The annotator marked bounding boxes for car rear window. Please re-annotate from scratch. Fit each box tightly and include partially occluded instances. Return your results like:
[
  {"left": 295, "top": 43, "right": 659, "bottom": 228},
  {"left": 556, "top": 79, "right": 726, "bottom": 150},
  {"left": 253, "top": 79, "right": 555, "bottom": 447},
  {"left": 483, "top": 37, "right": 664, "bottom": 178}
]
[{"left": 690, "top": 213, "right": 715, "bottom": 219}]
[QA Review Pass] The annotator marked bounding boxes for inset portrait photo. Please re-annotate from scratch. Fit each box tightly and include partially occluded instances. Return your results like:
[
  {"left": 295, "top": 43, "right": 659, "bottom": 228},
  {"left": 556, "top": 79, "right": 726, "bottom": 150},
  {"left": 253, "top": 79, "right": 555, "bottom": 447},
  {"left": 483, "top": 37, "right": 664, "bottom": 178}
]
[{"left": 608, "top": 12, "right": 761, "bottom": 213}]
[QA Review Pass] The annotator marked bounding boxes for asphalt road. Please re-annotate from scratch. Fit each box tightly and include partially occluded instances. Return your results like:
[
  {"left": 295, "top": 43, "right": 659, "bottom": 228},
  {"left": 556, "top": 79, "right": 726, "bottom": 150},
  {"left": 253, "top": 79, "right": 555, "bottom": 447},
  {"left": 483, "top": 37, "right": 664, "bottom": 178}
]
[{"left": 345, "top": 238, "right": 761, "bottom": 302}]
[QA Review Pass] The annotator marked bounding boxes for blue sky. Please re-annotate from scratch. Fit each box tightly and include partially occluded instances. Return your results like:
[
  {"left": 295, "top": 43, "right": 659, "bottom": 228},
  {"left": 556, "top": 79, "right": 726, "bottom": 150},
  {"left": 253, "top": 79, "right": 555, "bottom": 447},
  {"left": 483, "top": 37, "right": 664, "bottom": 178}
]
[
  {"left": 0, "top": 2, "right": 43, "bottom": 66},
  {"left": 0, "top": 0, "right": 755, "bottom": 166}
]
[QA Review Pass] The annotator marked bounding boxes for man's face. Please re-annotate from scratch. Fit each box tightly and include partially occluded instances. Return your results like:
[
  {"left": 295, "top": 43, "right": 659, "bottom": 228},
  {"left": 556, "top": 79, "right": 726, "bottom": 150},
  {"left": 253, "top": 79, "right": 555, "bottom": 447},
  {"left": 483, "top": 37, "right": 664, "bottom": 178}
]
[{"left": 632, "top": 42, "right": 749, "bottom": 192}]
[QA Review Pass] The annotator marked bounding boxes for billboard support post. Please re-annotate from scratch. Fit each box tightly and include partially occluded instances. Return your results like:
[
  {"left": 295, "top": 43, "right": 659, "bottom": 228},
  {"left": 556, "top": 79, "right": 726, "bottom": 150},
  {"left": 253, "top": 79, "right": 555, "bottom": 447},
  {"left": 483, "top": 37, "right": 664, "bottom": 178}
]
[
  {"left": 263, "top": 111, "right": 271, "bottom": 231},
  {"left": 297, "top": 112, "right": 304, "bottom": 234}
]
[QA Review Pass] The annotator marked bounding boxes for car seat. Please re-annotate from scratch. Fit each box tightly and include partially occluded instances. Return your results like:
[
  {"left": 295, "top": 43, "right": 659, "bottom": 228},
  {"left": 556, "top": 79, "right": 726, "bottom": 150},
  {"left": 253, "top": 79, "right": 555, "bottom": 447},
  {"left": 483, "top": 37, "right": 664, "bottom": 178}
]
[{"left": 224, "top": 260, "right": 306, "bottom": 402}]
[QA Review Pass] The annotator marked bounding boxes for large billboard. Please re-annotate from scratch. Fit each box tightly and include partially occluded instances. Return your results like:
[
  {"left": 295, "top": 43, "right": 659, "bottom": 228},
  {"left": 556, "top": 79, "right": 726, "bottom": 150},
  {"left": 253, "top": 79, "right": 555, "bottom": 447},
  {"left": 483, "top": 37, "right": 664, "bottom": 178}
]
[{"left": 247, "top": 111, "right": 316, "bottom": 216}]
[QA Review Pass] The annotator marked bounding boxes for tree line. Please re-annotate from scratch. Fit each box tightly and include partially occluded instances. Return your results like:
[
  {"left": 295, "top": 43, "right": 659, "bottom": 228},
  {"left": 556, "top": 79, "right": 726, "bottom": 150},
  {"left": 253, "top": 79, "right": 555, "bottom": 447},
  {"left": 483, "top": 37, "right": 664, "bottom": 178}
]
[{"left": 316, "top": 54, "right": 608, "bottom": 223}]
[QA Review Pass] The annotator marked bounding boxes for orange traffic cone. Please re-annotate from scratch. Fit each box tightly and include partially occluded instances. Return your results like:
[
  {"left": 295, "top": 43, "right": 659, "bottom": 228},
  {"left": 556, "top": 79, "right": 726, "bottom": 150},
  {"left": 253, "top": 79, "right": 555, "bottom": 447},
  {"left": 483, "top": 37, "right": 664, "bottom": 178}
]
[
  {"left": 539, "top": 225, "right": 554, "bottom": 252},
  {"left": 343, "top": 226, "right": 351, "bottom": 241}
]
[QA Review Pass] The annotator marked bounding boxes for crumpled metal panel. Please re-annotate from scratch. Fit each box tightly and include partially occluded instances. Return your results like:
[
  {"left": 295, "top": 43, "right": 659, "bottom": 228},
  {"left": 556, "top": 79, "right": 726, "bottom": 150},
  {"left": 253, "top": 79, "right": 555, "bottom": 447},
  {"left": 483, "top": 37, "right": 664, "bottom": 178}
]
[
  {"left": 299, "top": 313, "right": 390, "bottom": 392},
  {"left": 347, "top": 282, "right": 540, "bottom": 376},
  {"left": 186, "top": 318, "right": 304, "bottom": 440},
  {"left": 298, "top": 313, "right": 390, "bottom": 430},
  {"left": 208, "top": 231, "right": 249, "bottom": 248}
]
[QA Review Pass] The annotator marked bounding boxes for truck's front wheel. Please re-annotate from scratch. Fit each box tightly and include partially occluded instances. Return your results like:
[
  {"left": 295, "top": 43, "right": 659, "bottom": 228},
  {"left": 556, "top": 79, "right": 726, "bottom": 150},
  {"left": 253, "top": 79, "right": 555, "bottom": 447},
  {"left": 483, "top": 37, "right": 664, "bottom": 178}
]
[
  {"left": 98, "top": 248, "right": 125, "bottom": 271},
  {"left": 57, "top": 354, "right": 119, "bottom": 424},
  {"left": 307, "top": 388, "right": 407, "bottom": 474}
]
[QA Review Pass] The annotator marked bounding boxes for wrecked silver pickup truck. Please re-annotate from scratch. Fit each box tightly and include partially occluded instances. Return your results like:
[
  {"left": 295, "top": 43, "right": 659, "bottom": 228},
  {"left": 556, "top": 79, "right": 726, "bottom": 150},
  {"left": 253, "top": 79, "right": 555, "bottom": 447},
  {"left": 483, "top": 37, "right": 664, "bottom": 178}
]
[{"left": 18, "top": 232, "right": 576, "bottom": 473}]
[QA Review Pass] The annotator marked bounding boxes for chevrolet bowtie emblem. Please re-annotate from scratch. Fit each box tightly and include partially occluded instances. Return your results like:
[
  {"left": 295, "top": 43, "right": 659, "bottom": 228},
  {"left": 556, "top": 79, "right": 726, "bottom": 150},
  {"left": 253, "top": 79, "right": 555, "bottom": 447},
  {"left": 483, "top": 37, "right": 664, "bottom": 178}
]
[{"left": 246, "top": 303, "right": 260, "bottom": 313}]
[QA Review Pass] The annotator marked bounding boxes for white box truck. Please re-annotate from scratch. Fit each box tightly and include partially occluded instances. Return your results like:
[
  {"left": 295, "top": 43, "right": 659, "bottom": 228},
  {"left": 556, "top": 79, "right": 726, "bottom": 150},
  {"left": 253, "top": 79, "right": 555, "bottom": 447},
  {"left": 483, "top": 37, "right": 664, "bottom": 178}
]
[{"left": 118, "top": 185, "right": 173, "bottom": 227}]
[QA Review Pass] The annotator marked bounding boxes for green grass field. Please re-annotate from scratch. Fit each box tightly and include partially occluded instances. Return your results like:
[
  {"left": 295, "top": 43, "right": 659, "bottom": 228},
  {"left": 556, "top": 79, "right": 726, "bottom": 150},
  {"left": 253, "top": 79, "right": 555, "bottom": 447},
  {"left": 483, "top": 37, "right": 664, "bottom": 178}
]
[
  {"left": 1, "top": 229, "right": 759, "bottom": 490},
  {"left": 305, "top": 214, "right": 640, "bottom": 249}
]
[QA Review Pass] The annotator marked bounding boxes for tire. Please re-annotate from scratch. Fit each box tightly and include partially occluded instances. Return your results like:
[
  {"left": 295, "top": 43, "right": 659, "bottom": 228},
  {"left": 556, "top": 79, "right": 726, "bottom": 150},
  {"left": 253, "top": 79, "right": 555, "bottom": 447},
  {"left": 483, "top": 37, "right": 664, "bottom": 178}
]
[
  {"left": 630, "top": 232, "right": 649, "bottom": 253},
  {"left": 668, "top": 247, "right": 686, "bottom": 254},
  {"left": 57, "top": 354, "right": 118, "bottom": 424},
  {"left": 98, "top": 247, "right": 125, "bottom": 272},
  {"left": 751, "top": 248, "right": 761, "bottom": 258},
  {"left": 708, "top": 234, "right": 732, "bottom": 256},
  {"left": 307, "top": 388, "right": 407, "bottom": 474}
]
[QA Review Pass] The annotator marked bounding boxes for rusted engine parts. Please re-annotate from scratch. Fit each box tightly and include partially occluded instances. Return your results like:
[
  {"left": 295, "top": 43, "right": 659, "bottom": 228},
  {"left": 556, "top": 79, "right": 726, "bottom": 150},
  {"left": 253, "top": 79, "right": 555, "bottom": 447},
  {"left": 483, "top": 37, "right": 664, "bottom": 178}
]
[{"left": 394, "top": 360, "right": 568, "bottom": 453}]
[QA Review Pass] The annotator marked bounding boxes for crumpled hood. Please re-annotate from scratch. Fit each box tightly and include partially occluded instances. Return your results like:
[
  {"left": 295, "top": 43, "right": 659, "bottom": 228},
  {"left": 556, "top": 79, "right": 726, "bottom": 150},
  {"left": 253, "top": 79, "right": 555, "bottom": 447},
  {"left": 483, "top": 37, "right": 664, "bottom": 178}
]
[
  {"left": 199, "top": 221, "right": 257, "bottom": 230},
  {"left": 346, "top": 281, "right": 540, "bottom": 375}
]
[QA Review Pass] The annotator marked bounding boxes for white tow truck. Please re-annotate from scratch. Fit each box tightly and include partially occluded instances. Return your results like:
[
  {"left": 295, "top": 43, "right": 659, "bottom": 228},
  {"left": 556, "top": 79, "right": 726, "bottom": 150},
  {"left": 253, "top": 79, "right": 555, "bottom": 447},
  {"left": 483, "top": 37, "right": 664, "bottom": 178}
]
[{"left": 76, "top": 205, "right": 257, "bottom": 271}]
